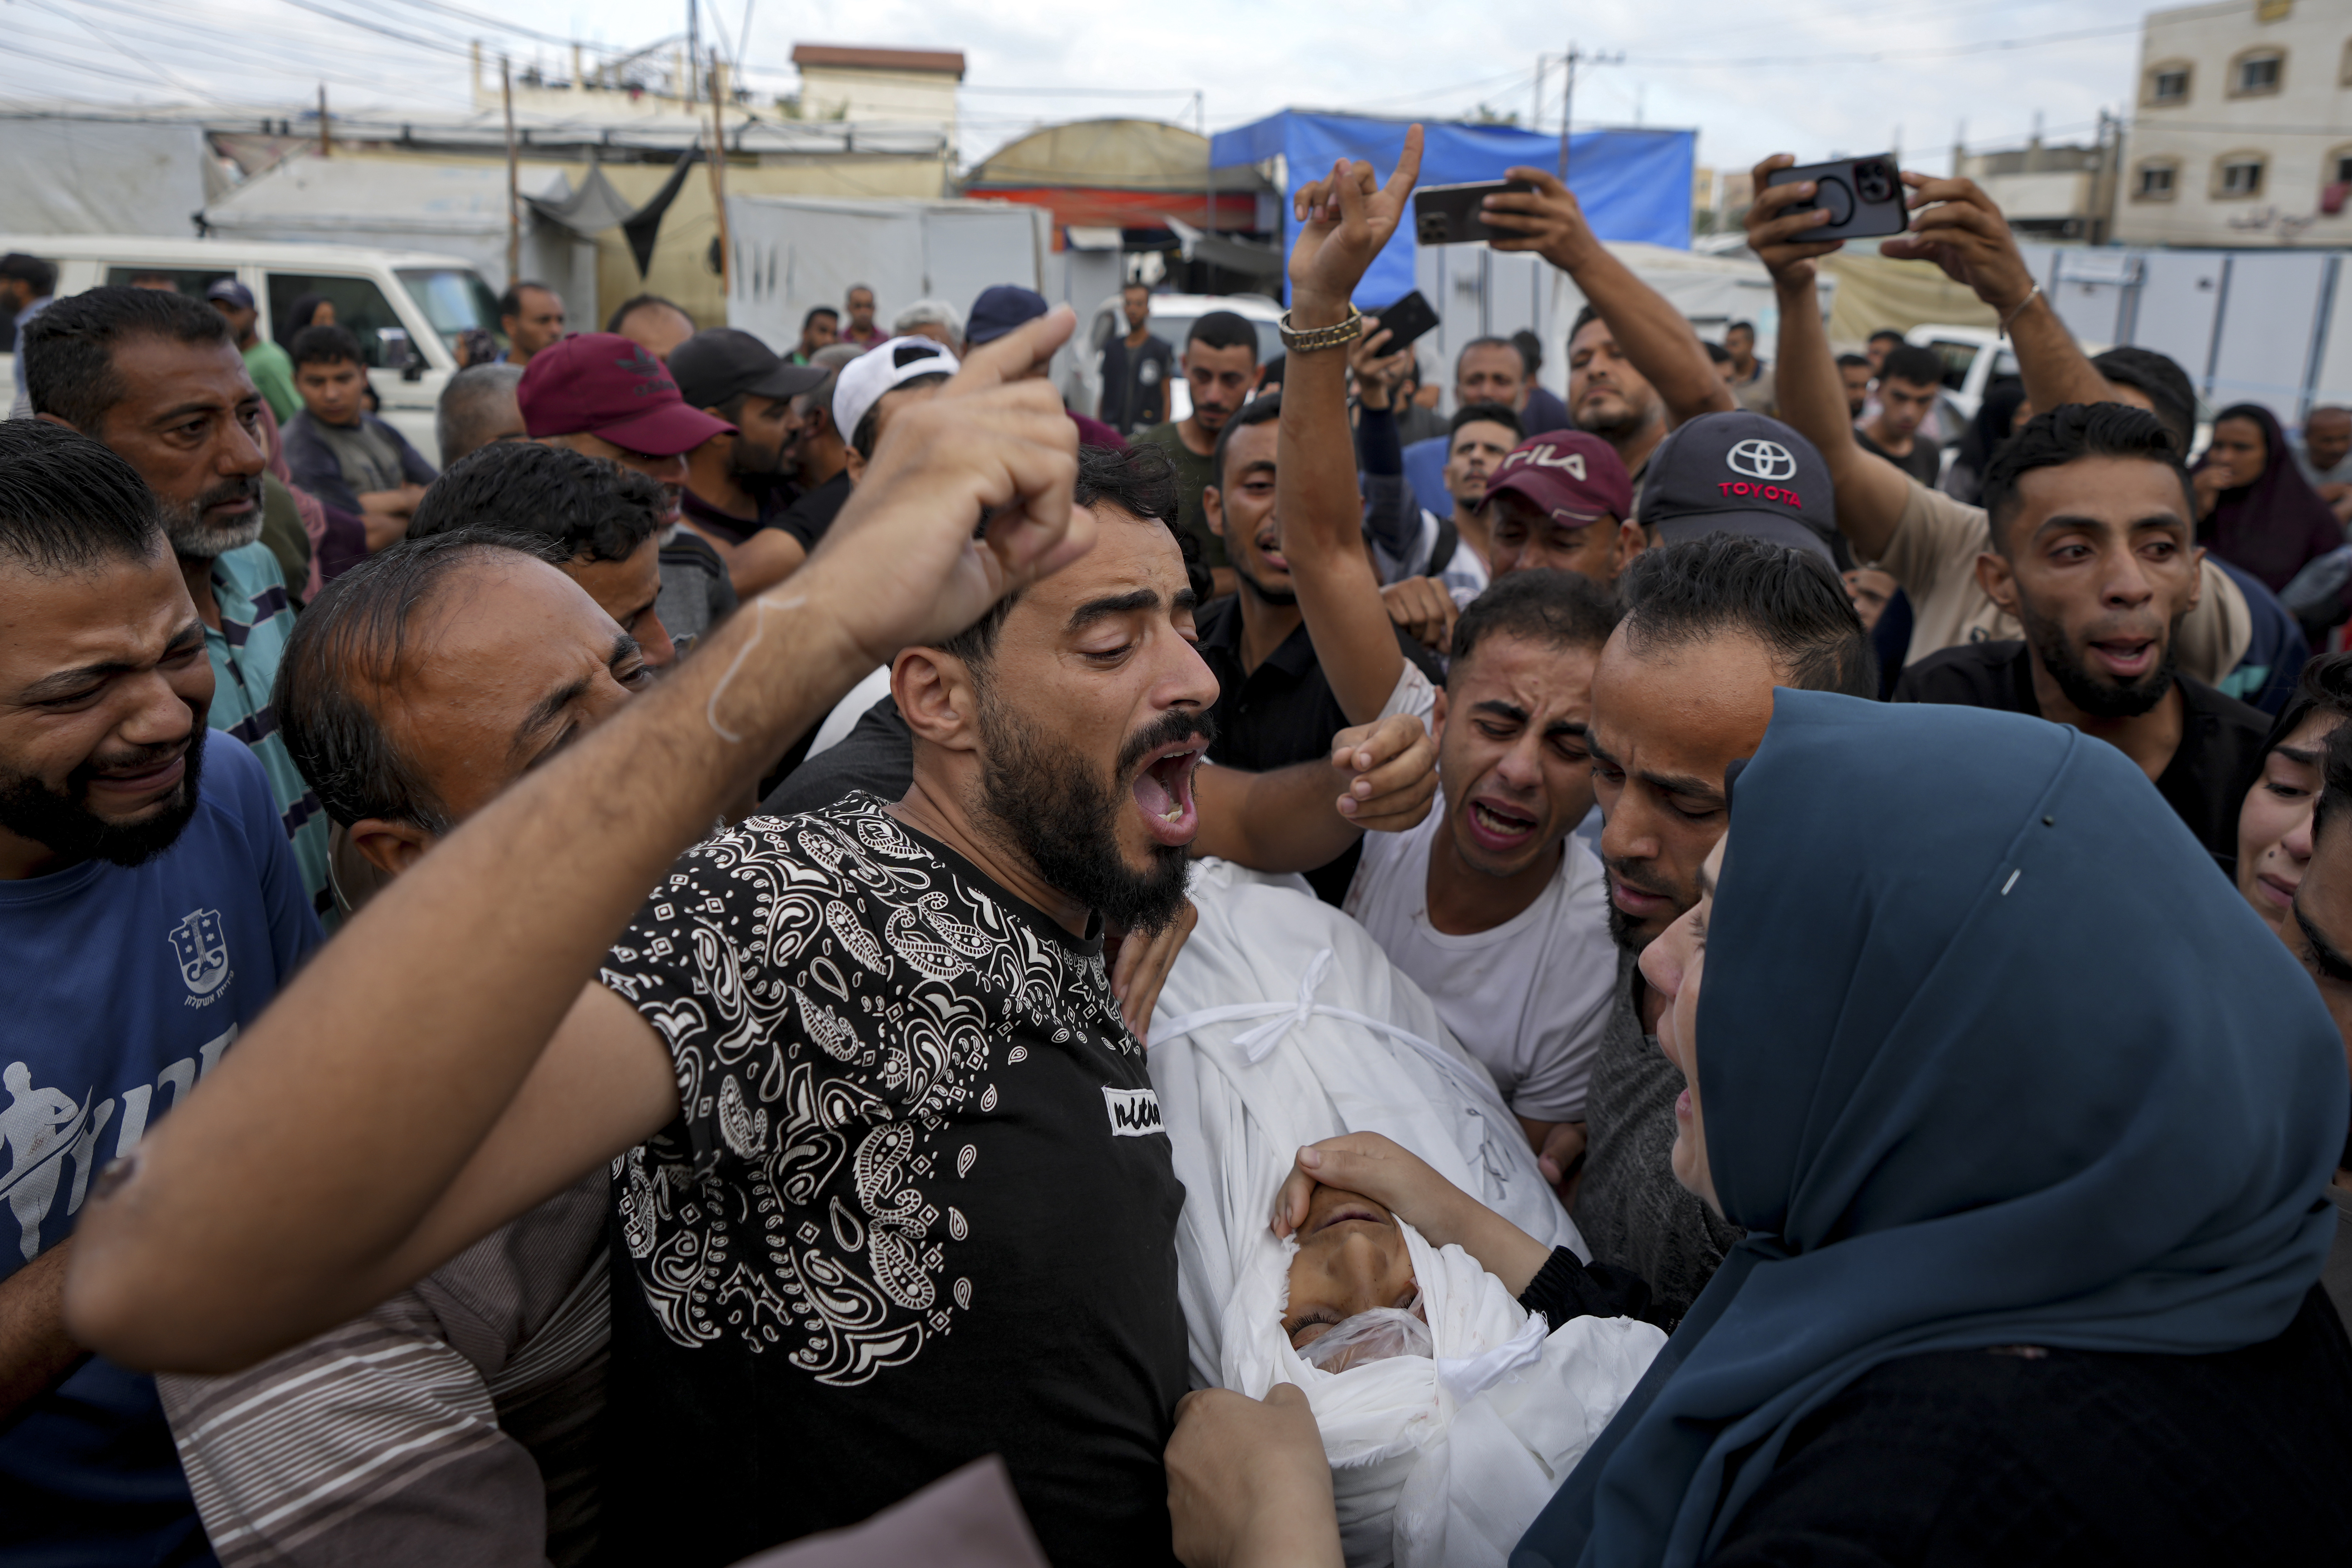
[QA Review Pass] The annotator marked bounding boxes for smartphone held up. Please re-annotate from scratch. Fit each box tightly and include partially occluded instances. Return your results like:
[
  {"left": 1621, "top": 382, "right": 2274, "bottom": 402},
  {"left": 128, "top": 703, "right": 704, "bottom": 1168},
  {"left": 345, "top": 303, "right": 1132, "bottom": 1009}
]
[
  {"left": 1762, "top": 155, "right": 1907, "bottom": 242},
  {"left": 1413, "top": 180, "right": 1534, "bottom": 246}
]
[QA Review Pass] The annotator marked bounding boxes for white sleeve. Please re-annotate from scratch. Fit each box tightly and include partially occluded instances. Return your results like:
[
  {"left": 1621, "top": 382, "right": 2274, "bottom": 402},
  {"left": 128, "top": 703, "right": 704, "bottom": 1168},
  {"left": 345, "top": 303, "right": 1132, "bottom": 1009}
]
[{"left": 1378, "top": 659, "right": 1439, "bottom": 729}]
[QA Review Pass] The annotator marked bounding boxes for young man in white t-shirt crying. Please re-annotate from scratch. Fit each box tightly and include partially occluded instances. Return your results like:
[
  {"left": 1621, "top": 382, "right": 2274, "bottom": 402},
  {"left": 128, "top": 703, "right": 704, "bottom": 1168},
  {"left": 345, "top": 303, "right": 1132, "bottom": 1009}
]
[{"left": 1344, "top": 569, "right": 1623, "bottom": 1197}]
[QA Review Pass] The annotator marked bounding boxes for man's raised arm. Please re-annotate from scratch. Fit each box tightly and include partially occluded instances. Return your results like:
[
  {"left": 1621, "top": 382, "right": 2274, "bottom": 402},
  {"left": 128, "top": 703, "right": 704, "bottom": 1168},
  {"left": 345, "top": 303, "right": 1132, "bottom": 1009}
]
[
  {"left": 1881, "top": 171, "right": 2109, "bottom": 417},
  {"left": 1275, "top": 128, "right": 1426, "bottom": 727},
  {"left": 1485, "top": 168, "right": 1735, "bottom": 429},
  {"left": 66, "top": 313, "right": 1097, "bottom": 1373},
  {"left": 1746, "top": 155, "right": 1913, "bottom": 561},
  {"left": 1192, "top": 713, "right": 1438, "bottom": 873}
]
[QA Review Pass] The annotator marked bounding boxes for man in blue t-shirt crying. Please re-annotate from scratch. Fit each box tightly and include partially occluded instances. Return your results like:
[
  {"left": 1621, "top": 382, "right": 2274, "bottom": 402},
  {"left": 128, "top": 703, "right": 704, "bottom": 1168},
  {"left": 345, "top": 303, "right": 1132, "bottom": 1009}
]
[{"left": 0, "top": 421, "right": 321, "bottom": 1563}]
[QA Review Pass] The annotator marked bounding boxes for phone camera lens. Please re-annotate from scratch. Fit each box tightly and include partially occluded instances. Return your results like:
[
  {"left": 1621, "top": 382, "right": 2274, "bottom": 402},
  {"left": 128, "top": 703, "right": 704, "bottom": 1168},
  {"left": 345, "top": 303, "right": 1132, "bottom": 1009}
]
[{"left": 1855, "top": 160, "right": 1895, "bottom": 204}]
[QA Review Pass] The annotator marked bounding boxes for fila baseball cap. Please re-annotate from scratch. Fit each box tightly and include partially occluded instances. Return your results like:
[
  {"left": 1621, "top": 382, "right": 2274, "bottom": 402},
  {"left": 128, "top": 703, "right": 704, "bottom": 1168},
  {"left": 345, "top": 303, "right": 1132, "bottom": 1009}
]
[
  {"left": 1482, "top": 430, "right": 1634, "bottom": 528},
  {"left": 1641, "top": 412, "right": 1838, "bottom": 564},
  {"left": 516, "top": 332, "right": 736, "bottom": 456},
  {"left": 832, "top": 336, "right": 960, "bottom": 445}
]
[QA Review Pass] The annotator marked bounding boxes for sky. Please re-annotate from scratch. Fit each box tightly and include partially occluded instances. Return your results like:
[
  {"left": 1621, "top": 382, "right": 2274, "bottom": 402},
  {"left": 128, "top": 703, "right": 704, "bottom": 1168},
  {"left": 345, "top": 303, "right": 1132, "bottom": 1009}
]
[{"left": 1, "top": 0, "right": 2151, "bottom": 185}]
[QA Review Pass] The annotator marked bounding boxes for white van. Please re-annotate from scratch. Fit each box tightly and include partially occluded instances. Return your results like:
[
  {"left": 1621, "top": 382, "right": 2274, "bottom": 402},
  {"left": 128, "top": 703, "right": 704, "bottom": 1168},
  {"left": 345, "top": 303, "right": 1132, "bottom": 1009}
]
[
  {"left": 1077, "top": 292, "right": 1286, "bottom": 425},
  {"left": 0, "top": 234, "right": 506, "bottom": 465}
]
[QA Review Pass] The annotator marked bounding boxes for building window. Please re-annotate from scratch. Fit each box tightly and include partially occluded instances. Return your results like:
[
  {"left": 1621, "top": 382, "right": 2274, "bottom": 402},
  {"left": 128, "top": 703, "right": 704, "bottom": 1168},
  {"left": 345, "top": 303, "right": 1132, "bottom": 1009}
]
[
  {"left": 2215, "top": 153, "right": 2267, "bottom": 199},
  {"left": 2326, "top": 146, "right": 2352, "bottom": 215},
  {"left": 2230, "top": 48, "right": 2285, "bottom": 97},
  {"left": 2143, "top": 59, "right": 2192, "bottom": 106},
  {"left": 2135, "top": 162, "right": 2178, "bottom": 201},
  {"left": 2342, "top": 37, "right": 2352, "bottom": 87}
]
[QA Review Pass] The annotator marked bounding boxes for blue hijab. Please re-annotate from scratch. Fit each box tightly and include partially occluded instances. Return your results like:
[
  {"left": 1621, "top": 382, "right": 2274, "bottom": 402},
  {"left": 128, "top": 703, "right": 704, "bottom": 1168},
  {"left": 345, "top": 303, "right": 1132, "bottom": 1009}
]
[{"left": 1515, "top": 689, "right": 2345, "bottom": 1568}]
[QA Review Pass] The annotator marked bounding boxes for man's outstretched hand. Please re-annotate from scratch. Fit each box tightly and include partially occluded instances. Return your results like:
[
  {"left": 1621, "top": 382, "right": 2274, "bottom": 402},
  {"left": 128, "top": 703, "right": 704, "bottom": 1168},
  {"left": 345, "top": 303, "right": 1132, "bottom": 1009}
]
[
  {"left": 1881, "top": 171, "right": 2035, "bottom": 315},
  {"left": 1288, "top": 126, "right": 1424, "bottom": 318},
  {"left": 1107, "top": 899, "right": 1198, "bottom": 1047},
  {"left": 1482, "top": 166, "right": 1600, "bottom": 273},
  {"left": 1329, "top": 713, "right": 1439, "bottom": 834},
  {"left": 1744, "top": 154, "right": 1845, "bottom": 289},
  {"left": 807, "top": 305, "right": 1097, "bottom": 669},
  {"left": 1166, "top": 1384, "right": 1342, "bottom": 1568},
  {"left": 1380, "top": 576, "right": 1458, "bottom": 654}
]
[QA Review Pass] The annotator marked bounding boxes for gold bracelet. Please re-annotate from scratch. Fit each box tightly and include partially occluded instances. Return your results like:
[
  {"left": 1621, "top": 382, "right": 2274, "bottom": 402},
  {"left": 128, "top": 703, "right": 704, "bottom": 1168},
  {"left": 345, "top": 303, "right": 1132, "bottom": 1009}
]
[{"left": 1278, "top": 306, "right": 1363, "bottom": 354}]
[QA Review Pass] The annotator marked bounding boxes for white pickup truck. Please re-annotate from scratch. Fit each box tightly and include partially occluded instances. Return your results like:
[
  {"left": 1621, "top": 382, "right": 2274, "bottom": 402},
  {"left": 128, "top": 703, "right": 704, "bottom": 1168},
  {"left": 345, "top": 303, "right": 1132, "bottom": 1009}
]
[{"left": 0, "top": 234, "right": 506, "bottom": 465}]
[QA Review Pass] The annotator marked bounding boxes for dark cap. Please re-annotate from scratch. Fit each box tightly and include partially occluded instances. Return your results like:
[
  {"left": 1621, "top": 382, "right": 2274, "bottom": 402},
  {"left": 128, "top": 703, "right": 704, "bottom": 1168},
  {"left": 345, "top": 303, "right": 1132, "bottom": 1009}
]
[
  {"left": 667, "top": 327, "right": 828, "bottom": 410},
  {"left": 966, "top": 285, "right": 1050, "bottom": 346},
  {"left": 204, "top": 278, "right": 256, "bottom": 309},
  {"left": 516, "top": 332, "right": 735, "bottom": 455},
  {"left": 1484, "top": 430, "right": 1633, "bottom": 528},
  {"left": 1640, "top": 412, "right": 1838, "bottom": 564}
]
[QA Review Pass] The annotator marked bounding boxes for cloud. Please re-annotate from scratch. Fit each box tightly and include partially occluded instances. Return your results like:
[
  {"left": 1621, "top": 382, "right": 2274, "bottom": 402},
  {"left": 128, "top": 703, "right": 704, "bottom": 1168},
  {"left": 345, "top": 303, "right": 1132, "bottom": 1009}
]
[{"left": 1, "top": 0, "right": 2138, "bottom": 183}]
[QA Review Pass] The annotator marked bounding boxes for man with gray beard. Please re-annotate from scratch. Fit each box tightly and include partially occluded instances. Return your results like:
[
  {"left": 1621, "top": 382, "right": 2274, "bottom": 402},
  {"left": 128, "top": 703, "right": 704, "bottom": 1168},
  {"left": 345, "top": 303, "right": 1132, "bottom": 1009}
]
[{"left": 25, "top": 287, "right": 334, "bottom": 920}]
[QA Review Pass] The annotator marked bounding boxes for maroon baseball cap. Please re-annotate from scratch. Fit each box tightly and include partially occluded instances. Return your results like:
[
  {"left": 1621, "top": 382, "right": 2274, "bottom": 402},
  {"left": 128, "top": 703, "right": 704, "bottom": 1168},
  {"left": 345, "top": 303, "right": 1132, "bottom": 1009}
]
[
  {"left": 1481, "top": 430, "right": 1633, "bottom": 527},
  {"left": 516, "top": 332, "right": 735, "bottom": 455}
]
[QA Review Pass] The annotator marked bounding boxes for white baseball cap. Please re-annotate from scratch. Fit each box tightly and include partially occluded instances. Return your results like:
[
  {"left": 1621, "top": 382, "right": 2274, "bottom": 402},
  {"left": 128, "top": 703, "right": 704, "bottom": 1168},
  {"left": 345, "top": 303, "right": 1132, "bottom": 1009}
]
[{"left": 832, "top": 336, "right": 960, "bottom": 448}]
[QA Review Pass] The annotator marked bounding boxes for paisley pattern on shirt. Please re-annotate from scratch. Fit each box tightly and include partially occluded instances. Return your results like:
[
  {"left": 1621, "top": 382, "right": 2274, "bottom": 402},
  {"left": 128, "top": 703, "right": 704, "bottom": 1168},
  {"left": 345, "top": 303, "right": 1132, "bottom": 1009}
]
[{"left": 600, "top": 795, "right": 1135, "bottom": 1387}]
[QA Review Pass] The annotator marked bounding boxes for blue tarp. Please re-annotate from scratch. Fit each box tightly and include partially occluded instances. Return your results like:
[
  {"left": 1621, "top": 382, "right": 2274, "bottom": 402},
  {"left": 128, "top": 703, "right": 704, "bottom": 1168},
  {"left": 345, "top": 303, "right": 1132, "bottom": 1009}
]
[{"left": 1209, "top": 111, "right": 1693, "bottom": 310}]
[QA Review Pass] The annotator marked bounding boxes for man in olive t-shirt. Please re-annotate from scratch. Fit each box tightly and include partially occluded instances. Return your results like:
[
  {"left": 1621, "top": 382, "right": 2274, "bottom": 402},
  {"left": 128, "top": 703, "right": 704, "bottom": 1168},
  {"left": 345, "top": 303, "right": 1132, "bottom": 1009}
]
[
  {"left": 1132, "top": 310, "right": 1263, "bottom": 596},
  {"left": 207, "top": 280, "right": 299, "bottom": 423}
]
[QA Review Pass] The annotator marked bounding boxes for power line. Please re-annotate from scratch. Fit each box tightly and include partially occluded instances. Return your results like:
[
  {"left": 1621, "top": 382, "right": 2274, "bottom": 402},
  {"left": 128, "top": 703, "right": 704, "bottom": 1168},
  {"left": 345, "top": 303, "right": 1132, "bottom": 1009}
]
[
  {"left": 266, "top": 0, "right": 479, "bottom": 61},
  {"left": 1638, "top": 20, "right": 2138, "bottom": 68},
  {"left": 23, "top": 0, "right": 299, "bottom": 111},
  {"left": 60, "top": 0, "right": 463, "bottom": 96},
  {"left": 373, "top": 0, "right": 636, "bottom": 57},
  {"left": 1337, "top": 65, "right": 1538, "bottom": 113}
]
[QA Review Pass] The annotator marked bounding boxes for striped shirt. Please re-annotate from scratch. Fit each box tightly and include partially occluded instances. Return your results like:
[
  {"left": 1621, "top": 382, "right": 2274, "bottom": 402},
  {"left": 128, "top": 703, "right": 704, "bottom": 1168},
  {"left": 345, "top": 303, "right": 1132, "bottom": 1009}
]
[
  {"left": 158, "top": 1173, "right": 611, "bottom": 1568},
  {"left": 203, "top": 542, "right": 335, "bottom": 925}
]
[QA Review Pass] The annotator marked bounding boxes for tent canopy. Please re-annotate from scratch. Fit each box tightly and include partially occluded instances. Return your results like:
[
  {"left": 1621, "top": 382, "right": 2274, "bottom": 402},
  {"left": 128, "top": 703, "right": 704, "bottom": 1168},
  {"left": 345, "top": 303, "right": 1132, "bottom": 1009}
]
[
  {"left": 1208, "top": 111, "right": 1693, "bottom": 308},
  {"left": 0, "top": 116, "right": 228, "bottom": 237},
  {"left": 969, "top": 118, "right": 1271, "bottom": 195}
]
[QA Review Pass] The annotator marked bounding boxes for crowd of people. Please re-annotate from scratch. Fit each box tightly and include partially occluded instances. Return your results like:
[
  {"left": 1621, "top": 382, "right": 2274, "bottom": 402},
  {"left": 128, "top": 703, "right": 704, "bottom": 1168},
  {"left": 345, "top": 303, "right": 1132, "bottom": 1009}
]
[{"left": 1, "top": 122, "right": 2348, "bottom": 1568}]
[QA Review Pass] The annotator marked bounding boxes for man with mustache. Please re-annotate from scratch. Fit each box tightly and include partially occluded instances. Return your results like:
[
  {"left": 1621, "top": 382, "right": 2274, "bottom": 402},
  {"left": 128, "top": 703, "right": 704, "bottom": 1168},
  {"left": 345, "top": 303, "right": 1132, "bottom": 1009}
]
[
  {"left": 0, "top": 421, "right": 321, "bottom": 1561},
  {"left": 1890, "top": 404, "right": 2269, "bottom": 869},
  {"left": 1136, "top": 311, "right": 1265, "bottom": 599},
  {"left": 518, "top": 332, "right": 741, "bottom": 655},
  {"left": 1575, "top": 530, "right": 1878, "bottom": 1322},
  {"left": 60, "top": 311, "right": 1367, "bottom": 1565},
  {"left": 1477, "top": 166, "right": 1736, "bottom": 514},
  {"left": 24, "top": 286, "right": 336, "bottom": 921}
]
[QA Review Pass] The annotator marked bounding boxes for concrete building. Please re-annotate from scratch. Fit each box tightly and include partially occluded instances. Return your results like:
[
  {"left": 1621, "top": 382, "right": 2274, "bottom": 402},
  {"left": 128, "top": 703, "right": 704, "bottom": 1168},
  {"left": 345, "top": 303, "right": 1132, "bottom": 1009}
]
[
  {"left": 789, "top": 45, "right": 964, "bottom": 133},
  {"left": 1957, "top": 120, "right": 2119, "bottom": 243},
  {"left": 2118, "top": 0, "right": 2352, "bottom": 247}
]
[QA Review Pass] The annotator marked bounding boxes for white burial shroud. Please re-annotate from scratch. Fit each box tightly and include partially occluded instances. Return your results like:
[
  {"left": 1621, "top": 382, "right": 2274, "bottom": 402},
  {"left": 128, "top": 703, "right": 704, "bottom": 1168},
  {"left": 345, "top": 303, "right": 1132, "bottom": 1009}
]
[{"left": 1150, "top": 861, "right": 1665, "bottom": 1568}]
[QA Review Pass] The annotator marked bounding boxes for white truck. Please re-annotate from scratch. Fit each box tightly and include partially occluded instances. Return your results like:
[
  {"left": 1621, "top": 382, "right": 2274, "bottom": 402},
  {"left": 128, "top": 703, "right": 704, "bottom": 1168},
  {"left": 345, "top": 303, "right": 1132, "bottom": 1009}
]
[
  {"left": 1076, "top": 292, "right": 1286, "bottom": 426},
  {"left": 0, "top": 234, "right": 505, "bottom": 464}
]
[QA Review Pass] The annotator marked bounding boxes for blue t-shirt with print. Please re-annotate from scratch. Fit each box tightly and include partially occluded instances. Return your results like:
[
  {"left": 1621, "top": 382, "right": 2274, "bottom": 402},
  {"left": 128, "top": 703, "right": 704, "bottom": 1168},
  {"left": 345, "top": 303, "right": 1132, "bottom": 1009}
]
[{"left": 0, "top": 733, "right": 322, "bottom": 1563}]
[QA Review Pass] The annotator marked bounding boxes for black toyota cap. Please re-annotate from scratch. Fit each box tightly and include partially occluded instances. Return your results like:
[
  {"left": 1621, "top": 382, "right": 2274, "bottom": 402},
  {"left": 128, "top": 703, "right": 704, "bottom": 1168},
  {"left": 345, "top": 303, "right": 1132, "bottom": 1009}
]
[
  {"left": 667, "top": 327, "right": 829, "bottom": 410},
  {"left": 1642, "top": 412, "right": 1839, "bottom": 564}
]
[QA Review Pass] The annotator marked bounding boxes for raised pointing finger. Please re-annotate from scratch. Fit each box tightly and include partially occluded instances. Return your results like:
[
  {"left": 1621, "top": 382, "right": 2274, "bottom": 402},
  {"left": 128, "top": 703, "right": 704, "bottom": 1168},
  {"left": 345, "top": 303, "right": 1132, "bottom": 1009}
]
[
  {"left": 944, "top": 304, "right": 1075, "bottom": 394},
  {"left": 1384, "top": 124, "right": 1426, "bottom": 204}
]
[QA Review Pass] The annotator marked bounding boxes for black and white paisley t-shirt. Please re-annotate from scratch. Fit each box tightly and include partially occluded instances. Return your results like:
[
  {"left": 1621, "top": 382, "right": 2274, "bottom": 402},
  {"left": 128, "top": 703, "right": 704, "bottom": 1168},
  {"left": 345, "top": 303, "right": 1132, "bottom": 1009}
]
[{"left": 595, "top": 794, "right": 1187, "bottom": 1567}]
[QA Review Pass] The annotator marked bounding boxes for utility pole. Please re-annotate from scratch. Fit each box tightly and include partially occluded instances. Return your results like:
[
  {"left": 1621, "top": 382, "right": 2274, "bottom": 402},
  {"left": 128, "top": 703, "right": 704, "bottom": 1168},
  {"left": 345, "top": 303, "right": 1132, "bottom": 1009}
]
[
  {"left": 685, "top": 0, "right": 699, "bottom": 107},
  {"left": 318, "top": 84, "right": 330, "bottom": 157},
  {"left": 1198, "top": 91, "right": 1213, "bottom": 236},
  {"left": 1557, "top": 42, "right": 1623, "bottom": 182},
  {"left": 502, "top": 55, "right": 520, "bottom": 283},
  {"left": 707, "top": 51, "right": 732, "bottom": 294}
]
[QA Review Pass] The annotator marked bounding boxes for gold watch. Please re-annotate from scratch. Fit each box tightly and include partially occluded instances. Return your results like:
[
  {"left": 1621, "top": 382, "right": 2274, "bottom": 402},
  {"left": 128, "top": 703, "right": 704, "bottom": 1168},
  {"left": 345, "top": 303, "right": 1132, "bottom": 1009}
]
[{"left": 1277, "top": 306, "right": 1364, "bottom": 354}]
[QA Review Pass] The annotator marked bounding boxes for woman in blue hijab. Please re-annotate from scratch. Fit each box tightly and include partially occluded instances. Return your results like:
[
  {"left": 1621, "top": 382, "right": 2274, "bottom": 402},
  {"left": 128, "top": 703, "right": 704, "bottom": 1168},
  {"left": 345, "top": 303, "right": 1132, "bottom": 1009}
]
[{"left": 1509, "top": 688, "right": 2352, "bottom": 1566}]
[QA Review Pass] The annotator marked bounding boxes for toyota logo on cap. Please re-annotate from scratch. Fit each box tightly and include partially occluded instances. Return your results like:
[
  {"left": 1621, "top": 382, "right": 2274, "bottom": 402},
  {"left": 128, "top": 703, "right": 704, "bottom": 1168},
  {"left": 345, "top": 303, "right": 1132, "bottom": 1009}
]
[{"left": 1726, "top": 438, "right": 1798, "bottom": 482}]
